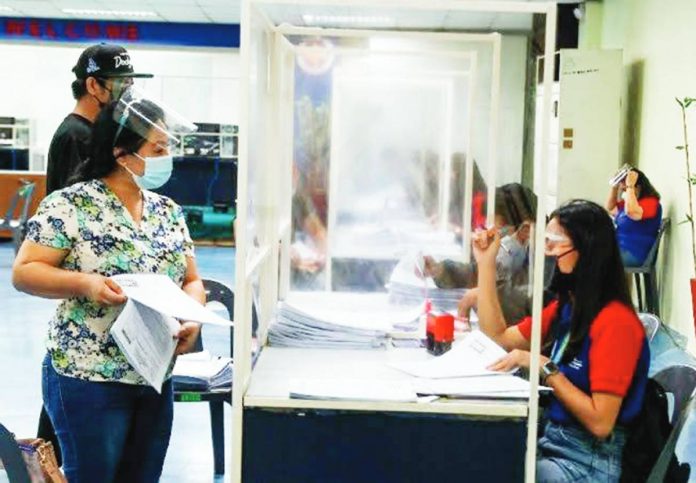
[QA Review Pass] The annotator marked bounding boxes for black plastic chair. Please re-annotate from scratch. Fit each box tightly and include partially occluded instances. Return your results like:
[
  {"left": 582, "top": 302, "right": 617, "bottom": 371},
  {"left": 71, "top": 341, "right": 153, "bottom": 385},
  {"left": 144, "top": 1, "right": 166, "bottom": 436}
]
[
  {"left": 0, "top": 422, "right": 30, "bottom": 483},
  {"left": 173, "top": 278, "right": 234, "bottom": 476},
  {"left": 647, "top": 365, "right": 696, "bottom": 482},
  {"left": 626, "top": 218, "right": 670, "bottom": 316}
]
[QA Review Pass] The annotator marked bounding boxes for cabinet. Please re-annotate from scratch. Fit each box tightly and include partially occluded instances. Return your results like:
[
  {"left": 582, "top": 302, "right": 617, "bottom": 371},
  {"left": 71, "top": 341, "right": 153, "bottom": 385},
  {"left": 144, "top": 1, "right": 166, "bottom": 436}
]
[{"left": 534, "top": 49, "right": 623, "bottom": 212}]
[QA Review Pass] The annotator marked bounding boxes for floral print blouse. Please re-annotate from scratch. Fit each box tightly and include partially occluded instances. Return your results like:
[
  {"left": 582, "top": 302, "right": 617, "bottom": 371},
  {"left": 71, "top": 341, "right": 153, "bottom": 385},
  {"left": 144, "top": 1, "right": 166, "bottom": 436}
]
[{"left": 26, "top": 179, "right": 194, "bottom": 385}]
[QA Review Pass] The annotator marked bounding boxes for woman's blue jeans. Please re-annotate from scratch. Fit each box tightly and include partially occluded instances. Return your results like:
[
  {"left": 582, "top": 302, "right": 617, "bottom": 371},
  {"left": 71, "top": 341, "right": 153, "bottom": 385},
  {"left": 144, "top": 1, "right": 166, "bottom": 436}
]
[
  {"left": 42, "top": 354, "right": 173, "bottom": 483},
  {"left": 537, "top": 421, "right": 626, "bottom": 482}
]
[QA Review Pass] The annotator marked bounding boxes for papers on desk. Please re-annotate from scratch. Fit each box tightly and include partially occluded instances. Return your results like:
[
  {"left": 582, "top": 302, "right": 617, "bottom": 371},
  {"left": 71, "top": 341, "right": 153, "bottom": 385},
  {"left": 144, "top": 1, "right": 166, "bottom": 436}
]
[
  {"left": 387, "top": 330, "right": 509, "bottom": 378},
  {"left": 387, "top": 256, "right": 466, "bottom": 312},
  {"left": 288, "top": 378, "right": 418, "bottom": 403},
  {"left": 109, "top": 274, "right": 233, "bottom": 392},
  {"left": 268, "top": 292, "right": 421, "bottom": 350},
  {"left": 413, "top": 375, "right": 552, "bottom": 399},
  {"left": 172, "top": 351, "right": 233, "bottom": 392}
]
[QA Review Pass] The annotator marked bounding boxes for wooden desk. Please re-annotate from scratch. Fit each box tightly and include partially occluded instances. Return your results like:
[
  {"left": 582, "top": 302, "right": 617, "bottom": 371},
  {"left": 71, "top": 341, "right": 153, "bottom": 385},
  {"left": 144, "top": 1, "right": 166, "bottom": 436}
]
[{"left": 0, "top": 171, "right": 46, "bottom": 238}]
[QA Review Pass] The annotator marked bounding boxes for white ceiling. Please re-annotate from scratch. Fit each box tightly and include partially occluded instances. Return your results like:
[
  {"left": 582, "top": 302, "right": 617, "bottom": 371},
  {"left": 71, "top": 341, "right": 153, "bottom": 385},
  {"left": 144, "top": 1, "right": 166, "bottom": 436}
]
[{"left": 0, "top": 1, "right": 581, "bottom": 26}]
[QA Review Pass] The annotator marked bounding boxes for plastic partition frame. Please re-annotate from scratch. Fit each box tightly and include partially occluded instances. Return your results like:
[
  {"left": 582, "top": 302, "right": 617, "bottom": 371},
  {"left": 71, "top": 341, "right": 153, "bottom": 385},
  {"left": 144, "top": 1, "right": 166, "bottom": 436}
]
[{"left": 233, "top": 2, "right": 557, "bottom": 482}]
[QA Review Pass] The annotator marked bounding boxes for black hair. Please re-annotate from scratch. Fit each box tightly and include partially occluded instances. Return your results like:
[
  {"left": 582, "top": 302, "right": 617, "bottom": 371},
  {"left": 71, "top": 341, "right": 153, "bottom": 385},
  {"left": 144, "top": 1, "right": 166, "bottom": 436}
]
[
  {"left": 547, "top": 199, "right": 633, "bottom": 362},
  {"left": 494, "top": 183, "right": 537, "bottom": 228},
  {"left": 71, "top": 79, "right": 87, "bottom": 100},
  {"left": 632, "top": 168, "right": 661, "bottom": 200},
  {"left": 69, "top": 99, "right": 164, "bottom": 183}
]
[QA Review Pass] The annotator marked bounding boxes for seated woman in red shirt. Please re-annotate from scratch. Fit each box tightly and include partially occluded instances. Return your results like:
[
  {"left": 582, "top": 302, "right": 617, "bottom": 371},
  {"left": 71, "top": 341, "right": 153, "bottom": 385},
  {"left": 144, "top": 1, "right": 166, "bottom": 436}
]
[
  {"left": 606, "top": 168, "right": 662, "bottom": 267},
  {"left": 474, "top": 199, "right": 649, "bottom": 482}
]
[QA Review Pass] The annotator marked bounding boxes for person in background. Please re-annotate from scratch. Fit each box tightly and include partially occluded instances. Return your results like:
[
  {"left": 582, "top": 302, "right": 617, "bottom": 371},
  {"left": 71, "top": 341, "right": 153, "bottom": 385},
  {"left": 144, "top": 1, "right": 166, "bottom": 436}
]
[
  {"left": 291, "top": 162, "right": 327, "bottom": 289},
  {"left": 423, "top": 183, "right": 541, "bottom": 323},
  {"left": 46, "top": 43, "right": 152, "bottom": 196},
  {"left": 476, "top": 199, "right": 649, "bottom": 482},
  {"left": 13, "top": 95, "right": 202, "bottom": 482},
  {"left": 606, "top": 168, "right": 662, "bottom": 267}
]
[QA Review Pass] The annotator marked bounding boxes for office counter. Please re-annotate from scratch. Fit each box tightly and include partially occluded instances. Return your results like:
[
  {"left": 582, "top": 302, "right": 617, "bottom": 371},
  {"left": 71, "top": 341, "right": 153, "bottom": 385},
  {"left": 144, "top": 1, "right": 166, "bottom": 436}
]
[{"left": 242, "top": 347, "right": 529, "bottom": 482}]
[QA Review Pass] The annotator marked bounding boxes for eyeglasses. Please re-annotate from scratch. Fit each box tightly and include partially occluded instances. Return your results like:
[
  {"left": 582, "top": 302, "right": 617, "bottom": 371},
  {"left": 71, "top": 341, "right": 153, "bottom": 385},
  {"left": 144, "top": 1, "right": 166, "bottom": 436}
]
[{"left": 544, "top": 232, "right": 571, "bottom": 245}]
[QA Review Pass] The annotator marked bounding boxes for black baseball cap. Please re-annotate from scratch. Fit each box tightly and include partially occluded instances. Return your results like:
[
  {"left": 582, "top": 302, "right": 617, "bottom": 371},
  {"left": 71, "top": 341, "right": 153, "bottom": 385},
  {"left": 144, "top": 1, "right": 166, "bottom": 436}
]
[{"left": 72, "top": 43, "right": 153, "bottom": 80}]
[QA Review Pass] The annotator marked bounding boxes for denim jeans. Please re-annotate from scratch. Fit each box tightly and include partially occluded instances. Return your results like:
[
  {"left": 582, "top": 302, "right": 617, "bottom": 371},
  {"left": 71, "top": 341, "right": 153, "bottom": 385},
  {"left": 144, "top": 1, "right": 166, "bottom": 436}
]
[
  {"left": 537, "top": 421, "right": 626, "bottom": 482},
  {"left": 42, "top": 354, "right": 173, "bottom": 483}
]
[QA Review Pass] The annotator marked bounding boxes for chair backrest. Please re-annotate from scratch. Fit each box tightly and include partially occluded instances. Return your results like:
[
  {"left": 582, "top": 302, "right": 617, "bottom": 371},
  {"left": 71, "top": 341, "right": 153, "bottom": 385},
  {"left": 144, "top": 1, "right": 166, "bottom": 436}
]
[
  {"left": 652, "top": 364, "right": 696, "bottom": 425},
  {"left": 641, "top": 218, "right": 670, "bottom": 269},
  {"left": 0, "top": 184, "right": 23, "bottom": 226},
  {"left": 646, "top": 370, "right": 696, "bottom": 483},
  {"left": 198, "top": 278, "right": 235, "bottom": 355},
  {"left": 639, "top": 313, "right": 661, "bottom": 342},
  {"left": 17, "top": 182, "right": 36, "bottom": 225},
  {"left": 0, "top": 422, "right": 31, "bottom": 483}
]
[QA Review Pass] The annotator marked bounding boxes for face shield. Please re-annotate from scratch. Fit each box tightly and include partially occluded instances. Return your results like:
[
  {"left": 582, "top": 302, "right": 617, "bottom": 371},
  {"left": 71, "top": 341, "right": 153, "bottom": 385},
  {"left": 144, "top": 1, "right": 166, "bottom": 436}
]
[{"left": 112, "top": 85, "right": 197, "bottom": 150}]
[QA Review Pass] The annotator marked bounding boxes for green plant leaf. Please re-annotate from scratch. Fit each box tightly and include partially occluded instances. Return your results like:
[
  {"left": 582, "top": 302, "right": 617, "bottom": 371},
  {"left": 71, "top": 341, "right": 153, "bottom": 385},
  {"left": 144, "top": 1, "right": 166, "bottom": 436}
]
[
  {"left": 677, "top": 97, "right": 685, "bottom": 107},
  {"left": 677, "top": 145, "right": 685, "bottom": 150},
  {"left": 686, "top": 98, "right": 694, "bottom": 108}
]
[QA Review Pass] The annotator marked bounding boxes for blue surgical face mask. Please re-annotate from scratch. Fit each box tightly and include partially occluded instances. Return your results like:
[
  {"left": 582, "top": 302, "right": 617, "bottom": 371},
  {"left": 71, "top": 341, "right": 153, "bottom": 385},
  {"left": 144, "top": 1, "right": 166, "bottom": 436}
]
[{"left": 126, "top": 153, "right": 173, "bottom": 190}]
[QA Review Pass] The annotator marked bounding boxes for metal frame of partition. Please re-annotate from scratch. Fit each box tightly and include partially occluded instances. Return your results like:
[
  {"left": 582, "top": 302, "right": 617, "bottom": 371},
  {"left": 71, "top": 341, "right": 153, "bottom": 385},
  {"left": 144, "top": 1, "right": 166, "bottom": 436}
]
[{"left": 232, "top": 2, "right": 557, "bottom": 482}]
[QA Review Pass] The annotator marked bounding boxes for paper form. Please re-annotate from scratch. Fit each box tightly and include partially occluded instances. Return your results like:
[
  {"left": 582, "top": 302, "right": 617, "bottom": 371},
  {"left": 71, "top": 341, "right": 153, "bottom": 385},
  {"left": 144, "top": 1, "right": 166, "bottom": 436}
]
[
  {"left": 111, "top": 273, "right": 232, "bottom": 326},
  {"left": 110, "top": 299, "right": 180, "bottom": 392},
  {"left": 387, "top": 330, "right": 511, "bottom": 378}
]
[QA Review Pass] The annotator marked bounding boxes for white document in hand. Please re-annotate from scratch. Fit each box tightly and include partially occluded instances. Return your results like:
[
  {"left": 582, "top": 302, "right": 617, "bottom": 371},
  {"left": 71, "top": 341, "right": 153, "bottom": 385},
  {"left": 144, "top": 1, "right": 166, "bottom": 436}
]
[
  {"left": 111, "top": 273, "right": 232, "bottom": 326},
  {"left": 110, "top": 299, "right": 180, "bottom": 392},
  {"left": 387, "top": 330, "right": 509, "bottom": 379}
]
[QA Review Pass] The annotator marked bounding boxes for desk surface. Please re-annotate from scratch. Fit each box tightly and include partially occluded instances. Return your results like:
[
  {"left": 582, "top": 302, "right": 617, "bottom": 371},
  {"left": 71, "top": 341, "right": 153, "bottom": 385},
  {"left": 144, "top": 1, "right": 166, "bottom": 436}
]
[{"left": 245, "top": 346, "right": 529, "bottom": 417}]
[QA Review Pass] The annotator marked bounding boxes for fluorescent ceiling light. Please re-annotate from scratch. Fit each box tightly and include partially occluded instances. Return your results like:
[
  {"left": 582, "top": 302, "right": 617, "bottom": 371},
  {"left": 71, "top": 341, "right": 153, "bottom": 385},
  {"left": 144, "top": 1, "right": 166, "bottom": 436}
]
[
  {"left": 0, "top": 5, "right": 15, "bottom": 12},
  {"left": 62, "top": 8, "right": 157, "bottom": 18},
  {"left": 302, "top": 14, "right": 394, "bottom": 26}
]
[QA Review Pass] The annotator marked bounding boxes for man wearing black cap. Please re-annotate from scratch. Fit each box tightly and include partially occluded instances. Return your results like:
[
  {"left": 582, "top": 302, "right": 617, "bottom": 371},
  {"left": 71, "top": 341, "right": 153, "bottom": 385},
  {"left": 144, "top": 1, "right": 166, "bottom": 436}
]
[{"left": 45, "top": 43, "right": 152, "bottom": 196}]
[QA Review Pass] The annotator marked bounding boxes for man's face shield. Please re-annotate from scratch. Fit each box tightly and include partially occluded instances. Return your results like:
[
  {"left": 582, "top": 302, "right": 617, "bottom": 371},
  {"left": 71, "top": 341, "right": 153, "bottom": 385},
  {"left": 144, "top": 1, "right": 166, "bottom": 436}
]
[
  {"left": 97, "top": 77, "right": 134, "bottom": 101},
  {"left": 112, "top": 85, "right": 197, "bottom": 149}
]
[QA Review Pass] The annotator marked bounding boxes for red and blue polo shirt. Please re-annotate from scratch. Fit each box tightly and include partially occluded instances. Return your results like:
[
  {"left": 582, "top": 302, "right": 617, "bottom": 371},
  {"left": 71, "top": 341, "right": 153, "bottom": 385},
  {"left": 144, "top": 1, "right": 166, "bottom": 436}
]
[
  {"left": 517, "top": 300, "right": 649, "bottom": 426},
  {"left": 615, "top": 196, "right": 662, "bottom": 265}
]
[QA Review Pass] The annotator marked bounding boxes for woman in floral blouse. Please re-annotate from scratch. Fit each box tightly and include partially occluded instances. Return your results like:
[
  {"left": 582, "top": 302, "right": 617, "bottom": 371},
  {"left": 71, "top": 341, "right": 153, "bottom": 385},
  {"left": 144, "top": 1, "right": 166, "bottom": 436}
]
[{"left": 12, "top": 97, "right": 205, "bottom": 483}]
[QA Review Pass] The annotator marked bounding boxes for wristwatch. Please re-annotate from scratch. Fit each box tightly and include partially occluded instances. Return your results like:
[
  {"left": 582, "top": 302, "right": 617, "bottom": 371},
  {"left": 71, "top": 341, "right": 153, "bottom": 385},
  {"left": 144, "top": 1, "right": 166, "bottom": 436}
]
[{"left": 540, "top": 360, "right": 560, "bottom": 384}]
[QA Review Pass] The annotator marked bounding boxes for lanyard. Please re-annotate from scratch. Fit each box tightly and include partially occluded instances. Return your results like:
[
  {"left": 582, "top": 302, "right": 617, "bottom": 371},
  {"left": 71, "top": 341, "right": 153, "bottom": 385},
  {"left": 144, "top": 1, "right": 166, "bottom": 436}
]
[{"left": 551, "top": 331, "right": 570, "bottom": 364}]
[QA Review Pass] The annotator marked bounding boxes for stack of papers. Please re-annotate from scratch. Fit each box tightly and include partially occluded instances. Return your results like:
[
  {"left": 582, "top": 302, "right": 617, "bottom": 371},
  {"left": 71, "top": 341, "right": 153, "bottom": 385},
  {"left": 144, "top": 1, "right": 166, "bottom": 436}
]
[
  {"left": 268, "top": 292, "right": 421, "bottom": 349},
  {"left": 413, "top": 375, "right": 551, "bottom": 399},
  {"left": 173, "top": 351, "right": 233, "bottom": 392},
  {"left": 386, "top": 255, "right": 467, "bottom": 312}
]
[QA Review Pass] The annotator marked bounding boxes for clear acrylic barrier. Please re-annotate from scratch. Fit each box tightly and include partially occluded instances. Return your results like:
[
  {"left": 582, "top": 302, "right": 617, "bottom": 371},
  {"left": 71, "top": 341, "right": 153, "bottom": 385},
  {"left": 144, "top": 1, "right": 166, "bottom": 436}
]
[{"left": 235, "top": 3, "right": 558, "bottom": 482}]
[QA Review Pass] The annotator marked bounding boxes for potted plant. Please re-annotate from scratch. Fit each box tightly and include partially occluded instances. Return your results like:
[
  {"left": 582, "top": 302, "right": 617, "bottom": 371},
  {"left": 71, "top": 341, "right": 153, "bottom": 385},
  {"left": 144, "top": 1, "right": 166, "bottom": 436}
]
[{"left": 675, "top": 96, "right": 696, "bottom": 334}]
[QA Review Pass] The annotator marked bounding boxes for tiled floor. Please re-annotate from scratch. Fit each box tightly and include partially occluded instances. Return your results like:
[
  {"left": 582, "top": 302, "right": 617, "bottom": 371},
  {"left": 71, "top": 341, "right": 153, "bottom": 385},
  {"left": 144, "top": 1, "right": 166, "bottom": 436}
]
[{"left": 0, "top": 241, "right": 236, "bottom": 483}]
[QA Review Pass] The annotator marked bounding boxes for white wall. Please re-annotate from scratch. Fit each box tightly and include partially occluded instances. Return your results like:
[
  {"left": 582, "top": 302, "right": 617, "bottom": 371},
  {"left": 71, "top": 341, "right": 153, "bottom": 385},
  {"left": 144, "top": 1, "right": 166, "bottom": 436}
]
[
  {"left": 0, "top": 41, "right": 240, "bottom": 168},
  {"left": 581, "top": 0, "right": 696, "bottom": 351}
]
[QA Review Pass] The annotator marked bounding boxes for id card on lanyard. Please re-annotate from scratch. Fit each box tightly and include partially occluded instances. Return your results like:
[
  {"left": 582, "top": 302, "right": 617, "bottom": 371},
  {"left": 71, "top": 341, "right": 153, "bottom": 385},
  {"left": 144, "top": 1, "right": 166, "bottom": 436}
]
[{"left": 551, "top": 304, "right": 572, "bottom": 364}]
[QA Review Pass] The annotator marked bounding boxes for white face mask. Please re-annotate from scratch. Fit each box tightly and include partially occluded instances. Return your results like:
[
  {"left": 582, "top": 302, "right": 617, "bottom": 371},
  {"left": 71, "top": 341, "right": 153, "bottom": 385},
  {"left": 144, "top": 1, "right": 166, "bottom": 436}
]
[{"left": 124, "top": 153, "right": 173, "bottom": 190}]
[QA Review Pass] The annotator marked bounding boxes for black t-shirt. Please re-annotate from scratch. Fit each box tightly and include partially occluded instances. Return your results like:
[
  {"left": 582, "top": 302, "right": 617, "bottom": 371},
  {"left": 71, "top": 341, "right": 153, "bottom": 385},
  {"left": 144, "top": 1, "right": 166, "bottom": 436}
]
[{"left": 46, "top": 113, "right": 92, "bottom": 196}]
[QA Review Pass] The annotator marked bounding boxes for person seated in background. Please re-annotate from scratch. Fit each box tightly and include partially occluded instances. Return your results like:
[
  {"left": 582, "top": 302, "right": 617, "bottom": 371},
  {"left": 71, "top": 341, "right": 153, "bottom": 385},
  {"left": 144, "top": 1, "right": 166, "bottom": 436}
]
[
  {"left": 291, "top": 163, "right": 327, "bottom": 289},
  {"left": 606, "top": 167, "right": 662, "bottom": 267},
  {"left": 423, "top": 183, "right": 541, "bottom": 323},
  {"left": 476, "top": 199, "right": 649, "bottom": 482}
]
